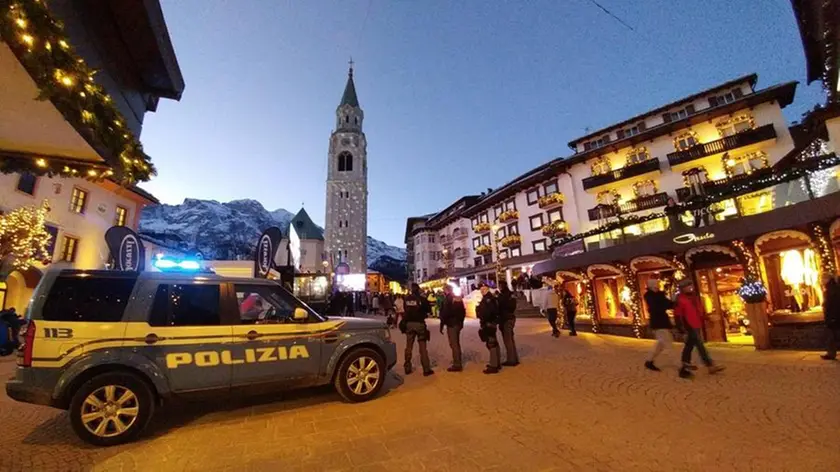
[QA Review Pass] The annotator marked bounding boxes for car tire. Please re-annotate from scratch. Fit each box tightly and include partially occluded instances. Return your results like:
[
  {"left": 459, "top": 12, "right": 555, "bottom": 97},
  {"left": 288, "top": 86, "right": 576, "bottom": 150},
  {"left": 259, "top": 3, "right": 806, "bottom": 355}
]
[
  {"left": 69, "top": 371, "right": 155, "bottom": 447},
  {"left": 334, "top": 348, "right": 385, "bottom": 403}
]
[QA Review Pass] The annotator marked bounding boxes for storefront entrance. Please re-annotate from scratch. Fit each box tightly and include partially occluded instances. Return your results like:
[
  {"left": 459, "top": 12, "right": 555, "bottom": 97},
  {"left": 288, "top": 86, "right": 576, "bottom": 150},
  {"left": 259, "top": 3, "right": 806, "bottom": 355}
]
[{"left": 694, "top": 265, "right": 752, "bottom": 345}]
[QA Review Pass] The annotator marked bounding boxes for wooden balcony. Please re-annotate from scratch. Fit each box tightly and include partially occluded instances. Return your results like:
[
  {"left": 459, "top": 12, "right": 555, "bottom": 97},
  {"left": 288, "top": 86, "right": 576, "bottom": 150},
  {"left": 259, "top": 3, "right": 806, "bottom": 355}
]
[
  {"left": 666, "top": 124, "right": 777, "bottom": 168},
  {"left": 582, "top": 158, "right": 661, "bottom": 191},
  {"left": 538, "top": 192, "right": 565, "bottom": 209},
  {"left": 501, "top": 234, "right": 522, "bottom": 248},
  {"left": 498, "top": 209, "right": 519, "bottom": 223},
  {"left": 587, "top": 192, "right": 670, "bottom": 221},
  {"left": 542, "top": 220, "right": 569, "bottom": 239},
  {"left": 675, "top": 167, "right": 774, "bottom": 202},
  {"left": 474, "top": 222, "right": 492, "bottom": 234}
]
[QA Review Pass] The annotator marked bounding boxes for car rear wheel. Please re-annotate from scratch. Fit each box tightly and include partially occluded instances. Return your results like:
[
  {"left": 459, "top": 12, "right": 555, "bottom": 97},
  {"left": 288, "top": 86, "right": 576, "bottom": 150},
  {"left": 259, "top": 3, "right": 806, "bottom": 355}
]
[
  {"left": 334, "top": 348, "right": 385, "bottom": 403},
  {"left": 69, "top": 372, "right": 154, "bottom": 446}
]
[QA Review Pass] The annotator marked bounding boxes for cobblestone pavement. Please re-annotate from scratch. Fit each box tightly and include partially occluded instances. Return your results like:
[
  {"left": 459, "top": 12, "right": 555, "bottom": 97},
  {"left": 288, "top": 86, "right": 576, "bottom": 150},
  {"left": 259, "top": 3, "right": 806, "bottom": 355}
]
[{"left": 2, "top": 318, "right": 839, "bottom": 472}]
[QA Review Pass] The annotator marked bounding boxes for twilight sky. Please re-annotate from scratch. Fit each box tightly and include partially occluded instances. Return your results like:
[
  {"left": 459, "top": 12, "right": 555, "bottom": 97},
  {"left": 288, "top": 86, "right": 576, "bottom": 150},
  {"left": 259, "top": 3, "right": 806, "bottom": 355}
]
[{"left": 139, "top": 0, "right": 825, "bottom": 248}]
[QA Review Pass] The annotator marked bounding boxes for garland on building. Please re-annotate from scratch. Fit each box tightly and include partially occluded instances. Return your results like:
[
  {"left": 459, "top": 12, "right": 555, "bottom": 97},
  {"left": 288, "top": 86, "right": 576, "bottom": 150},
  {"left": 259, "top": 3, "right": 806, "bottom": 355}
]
[
  {"left": 810, "top": 223, "right": 837, "bottom": 275},
  {"left": 0, "top": 200, "right": 53, "bottom": 270},
  {"left": 1, "top": 0, "right": 154, "bottom": 183},
  {"left": 731, "top": 239, "right": 761, "bottom": 280},
  {"left": 615, "top": 262, "right": 643, "bottom": 338}
]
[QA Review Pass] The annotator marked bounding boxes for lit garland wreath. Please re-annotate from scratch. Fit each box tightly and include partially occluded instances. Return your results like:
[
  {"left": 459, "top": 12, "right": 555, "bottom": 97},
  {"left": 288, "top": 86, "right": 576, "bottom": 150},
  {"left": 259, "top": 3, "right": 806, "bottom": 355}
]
[{"left": 0, "top": 0, "right": 154, "bottom": 183}]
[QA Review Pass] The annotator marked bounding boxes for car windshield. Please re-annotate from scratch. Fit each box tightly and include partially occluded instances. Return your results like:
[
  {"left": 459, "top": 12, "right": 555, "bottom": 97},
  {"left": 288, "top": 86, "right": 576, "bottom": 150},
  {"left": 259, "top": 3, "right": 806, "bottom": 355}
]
[{"left": 273, "top": 282, "right": 325, "bottom": 322}]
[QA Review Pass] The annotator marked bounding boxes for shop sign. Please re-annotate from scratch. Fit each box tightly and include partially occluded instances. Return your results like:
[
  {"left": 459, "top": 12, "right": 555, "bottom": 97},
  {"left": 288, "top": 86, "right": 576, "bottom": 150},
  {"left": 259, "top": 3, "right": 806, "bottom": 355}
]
[
  {"left": 673, "top": 232, "right": 715, "bottom": 245},
  {"left": 253, "top": 227, "right": 283, "bottom": 278}
]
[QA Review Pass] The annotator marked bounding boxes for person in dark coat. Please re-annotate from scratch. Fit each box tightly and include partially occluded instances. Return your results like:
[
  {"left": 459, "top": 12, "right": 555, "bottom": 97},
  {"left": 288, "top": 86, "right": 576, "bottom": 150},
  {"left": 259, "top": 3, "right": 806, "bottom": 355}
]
[
  {"left": 498, "top": 285, "right": 520, "bottom": 366},
  {"left": 821, "top": 271, "right": 840, "bottom": 360},
  {"left": 401, "top": 284, "right": 434, "bottom": 376},
  {"left": 476, "top": 283, "right": 502, "bottom": 374},
  {"left": 562, "top": 288, "right": 578, "bottom": 336},
  {"left": 439, "top": 284, "right": 466, "bottom": 371},
  {"left": 643, "top": 278, "right": 674, "bottom": 371}
]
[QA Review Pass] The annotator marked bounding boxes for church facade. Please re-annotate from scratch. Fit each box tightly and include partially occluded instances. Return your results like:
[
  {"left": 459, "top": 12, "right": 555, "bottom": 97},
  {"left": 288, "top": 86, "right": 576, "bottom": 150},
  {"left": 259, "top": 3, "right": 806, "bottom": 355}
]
[{"left": 324, "top": 66, "right": 368, "bottom": 274}]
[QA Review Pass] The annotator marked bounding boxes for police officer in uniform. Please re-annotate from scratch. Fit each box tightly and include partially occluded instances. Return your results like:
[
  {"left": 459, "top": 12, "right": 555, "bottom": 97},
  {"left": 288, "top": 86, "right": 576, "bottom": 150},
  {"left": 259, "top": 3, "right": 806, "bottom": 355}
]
[
  {"left": 439, "top": 283, "right": 466, "bottom": 372},
  {"left": 498, "top": 284, "right": 520, "bottom": 366},
  {"left": 476, "top": 282, "right": 502, "bottom": 374},
  {"left": 400, "top": 283, "right": 434, "bottom": 376}
]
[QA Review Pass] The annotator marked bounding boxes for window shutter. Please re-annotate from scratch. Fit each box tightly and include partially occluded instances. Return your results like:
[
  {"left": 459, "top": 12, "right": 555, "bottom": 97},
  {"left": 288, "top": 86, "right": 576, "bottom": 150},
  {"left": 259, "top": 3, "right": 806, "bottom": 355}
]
[
  {"left": 708, "top": 96, "right": 719, "bottom": 107},
  {"left": 638, "top": 121, "right": 646, "bottom": 131},
  {"left": 686, "top": 104, "right": 695, "bottom": 115},
  {"left": 732, "top": 88, "right": 743, "bottom": 98},
  {"left": 616, "top": 129, "right": 625, "bottom": 139},
  {"left": 662, "top": 113, "right": 672, "bottom": 123}
]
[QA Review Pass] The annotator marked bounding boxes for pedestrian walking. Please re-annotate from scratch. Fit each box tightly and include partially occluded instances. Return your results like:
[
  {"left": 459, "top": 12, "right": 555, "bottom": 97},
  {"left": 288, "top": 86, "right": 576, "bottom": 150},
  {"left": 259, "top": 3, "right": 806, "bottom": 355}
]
[
  {"left": 476, "top": 282, "right": 502, "bottom": 374},
  {"left": 643, "top": 278, "right": 674, "bottom": 371},
  {"left": 821, "top": 271, "right": 840, "bottom": 360},
  {"left": 498, "top": 284, "right": 520, "bottom": 366},
  {"left": 371, "top": 293, "right": 380, "bottom": 316},
  {"left": 392, "top": 295, "right": 404, "bottom": 328},
  {"left": 428, "top": 291, "right": 439, "bottom": 318},
  {"left": 381, "top": 294, "right": 392, "bottom": 318},
  {"left": 544, "top": 285, "right": 561, "bottom": 337},
  {"left": 562, "top": 287, "right": 578, "bottom": 336},
  {"left": 439, "top": 284, "right": 466, "bottom": 371},
  {"left": 400, "top": 284, "right": 434, "bottom": 376},
  {"left": 673, "top": 279, "right": 725, "bottom": 378}
]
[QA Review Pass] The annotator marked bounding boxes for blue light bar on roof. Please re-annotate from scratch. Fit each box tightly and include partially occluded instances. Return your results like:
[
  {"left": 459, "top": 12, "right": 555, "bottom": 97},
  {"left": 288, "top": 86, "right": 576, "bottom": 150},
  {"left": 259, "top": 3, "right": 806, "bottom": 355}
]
[{"left": 153, "top": 257, "right": 202, "bottom": 271}]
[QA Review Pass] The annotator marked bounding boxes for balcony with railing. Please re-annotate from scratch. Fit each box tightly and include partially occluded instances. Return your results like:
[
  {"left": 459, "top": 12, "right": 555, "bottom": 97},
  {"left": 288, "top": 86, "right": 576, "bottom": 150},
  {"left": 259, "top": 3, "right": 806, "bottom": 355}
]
[
  {"left": 498, "top": 209, "right": 519, "bottom": 223},
  {"left": 500, "top": 234, "right": 522, "bottom": 248},
  {"left": 542, "top": 220, "right": 569, "bottom": 239},
  {"left": 587, "top": 192, "right": 670, "bottom": 221},
  {"left": 675, "top": 167, "right": 773, "bottom": 202},
  {"left": 474, "top": 222, "right": 492, "bottom": 233},
  {"left": 582, "top": 158, "right": 661, "bottom": 191},
  {"left": 538, "top": 192, "right": 565, "bottom": 209},
  {"left": 451, "top": 227, "right": 468, "bottom": 239},
  {"left": 667, "top": 124, "right": 777, "bottom": 168}
]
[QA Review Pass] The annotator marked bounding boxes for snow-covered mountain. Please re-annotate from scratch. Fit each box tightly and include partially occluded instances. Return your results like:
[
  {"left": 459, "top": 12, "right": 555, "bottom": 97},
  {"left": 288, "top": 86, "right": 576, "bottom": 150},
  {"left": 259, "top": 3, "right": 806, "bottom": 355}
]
[{"left": 138, "top": 199, "right": 406, "bottom": 273}]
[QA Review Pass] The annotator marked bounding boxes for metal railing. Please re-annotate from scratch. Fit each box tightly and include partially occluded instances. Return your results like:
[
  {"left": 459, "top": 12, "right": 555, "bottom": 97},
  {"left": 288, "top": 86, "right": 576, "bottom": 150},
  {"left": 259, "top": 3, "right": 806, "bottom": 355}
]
[
  {"left": 587, "top": 192, "right": 670, "bottom": 220},
  {"left": 582, "top": 158, "right": 661, "bottom": 190},
  {"left": 666, "top": 124, "right": 777, "bottom": 167}
]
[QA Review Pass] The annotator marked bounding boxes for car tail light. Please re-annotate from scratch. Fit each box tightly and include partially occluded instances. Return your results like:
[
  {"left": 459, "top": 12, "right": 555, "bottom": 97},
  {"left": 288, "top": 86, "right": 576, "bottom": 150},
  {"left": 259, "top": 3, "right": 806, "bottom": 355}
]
[{"left": 18, "top": 320, "right": 35, "bottom": 367}]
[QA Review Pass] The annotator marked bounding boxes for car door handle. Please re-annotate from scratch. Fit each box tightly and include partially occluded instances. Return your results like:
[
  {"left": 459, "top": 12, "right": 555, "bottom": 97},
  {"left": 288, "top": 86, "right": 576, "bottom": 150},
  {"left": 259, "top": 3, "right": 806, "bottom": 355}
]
[
  {"left": 144, "top": 334, "right": 159, "bottom": 345},
  {"left": 246, "top": 330, "right": 261, "bottom": 341},
  {"left": 323, "top": 334, "right": 339, "bottom": 344}
]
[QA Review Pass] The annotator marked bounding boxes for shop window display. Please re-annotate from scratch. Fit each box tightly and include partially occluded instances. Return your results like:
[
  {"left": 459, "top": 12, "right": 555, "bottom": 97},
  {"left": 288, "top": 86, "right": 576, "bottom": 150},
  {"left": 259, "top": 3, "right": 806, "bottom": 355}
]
[
  {"left": 593, "top": 276, "right": 632, "bottom": 320},
  {"left": 563, "top": 280, "right": 590, "bottom": 319},
  {"left": 637, "top": 271, "right": 677, "bottom": 320},
  {"left": 695, "top": 266, "right": 752, "bottom": 344},
  {"left": 762, "top": 247, "right": 823, "bottom": 316}
]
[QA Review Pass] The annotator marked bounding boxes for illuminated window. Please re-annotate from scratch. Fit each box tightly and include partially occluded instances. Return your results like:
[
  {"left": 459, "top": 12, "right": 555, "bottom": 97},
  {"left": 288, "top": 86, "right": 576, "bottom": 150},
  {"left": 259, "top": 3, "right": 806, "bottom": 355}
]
[
  {"left": 114, "top": 206, "right": 128, "bottom": 226},
  {"left": 59, "top": 235, "right": 79, "bottom": 262},
  {"left": 597, "top": 190, "right": 620, "bottom": 205},
  {"left": 632, "top": 180, "right": 657, "bottom": 197},
  {"left": 674, "top": 132, "right": 699, "bottom": 151},
  {"left": 69, "top": 187, "right": 88, "bottom": 214},
  {"left": 591, "top": 156, "right": 611, "bottom": 176},
  {"left": 626, "top": 146, "right": 649, "bottom": 166},
  {"left": 716, "top": 114, "right": 754, "bottom": 137},
  {"left": 724, "top": 151, "right": 768, "bottom": 178}
]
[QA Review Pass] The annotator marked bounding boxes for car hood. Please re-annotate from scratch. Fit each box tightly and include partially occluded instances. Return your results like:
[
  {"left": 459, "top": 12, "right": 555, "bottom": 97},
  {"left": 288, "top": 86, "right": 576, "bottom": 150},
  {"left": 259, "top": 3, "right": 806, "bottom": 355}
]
[{"left": 330, "top": 317, "right": 387, "bottom": 330}]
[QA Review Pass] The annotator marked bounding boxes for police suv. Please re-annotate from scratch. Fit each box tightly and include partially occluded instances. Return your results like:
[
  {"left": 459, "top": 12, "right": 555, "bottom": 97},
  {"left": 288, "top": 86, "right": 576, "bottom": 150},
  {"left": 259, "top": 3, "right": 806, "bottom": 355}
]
[{"left": 6, "top": 269, "right": 397, "bottom": 446}]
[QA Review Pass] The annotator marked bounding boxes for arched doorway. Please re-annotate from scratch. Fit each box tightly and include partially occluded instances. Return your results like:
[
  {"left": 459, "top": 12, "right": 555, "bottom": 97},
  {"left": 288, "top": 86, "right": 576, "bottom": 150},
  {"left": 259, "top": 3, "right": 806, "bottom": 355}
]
[
  {"left": 754, "top": 230, "right": 822, "bottom": 320},
  {"left": 1, "top": 267, "right": 42, "bottom": 312},
  {"left": 630, "top": 256, "right": 679, "bottom": 321},
  {"left": 586, "top": 264, "right": 632, "bottom": 323},
  {"left": 685, "top": 245, "right": 748, "bottom": 344}
]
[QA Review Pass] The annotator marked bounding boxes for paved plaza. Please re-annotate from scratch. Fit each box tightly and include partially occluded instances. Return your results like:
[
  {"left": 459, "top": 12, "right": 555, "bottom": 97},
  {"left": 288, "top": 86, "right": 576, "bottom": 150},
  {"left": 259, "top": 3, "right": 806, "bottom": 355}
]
[{"left": 2, "top": 318, "right": 839, "bottom": 472}]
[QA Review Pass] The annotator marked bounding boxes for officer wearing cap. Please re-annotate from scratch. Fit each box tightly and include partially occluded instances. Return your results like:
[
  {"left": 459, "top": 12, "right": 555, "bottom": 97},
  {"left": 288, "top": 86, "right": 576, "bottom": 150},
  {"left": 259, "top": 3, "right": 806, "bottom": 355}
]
[
  {"left": 400, "top": 283, "right": 434, "bottom": 376},
  {"left": 476, "top": 282, "right": 502, "bottom": 374},
  {"left": 439, "top": 283, "right": 466, "bottom": 372}
]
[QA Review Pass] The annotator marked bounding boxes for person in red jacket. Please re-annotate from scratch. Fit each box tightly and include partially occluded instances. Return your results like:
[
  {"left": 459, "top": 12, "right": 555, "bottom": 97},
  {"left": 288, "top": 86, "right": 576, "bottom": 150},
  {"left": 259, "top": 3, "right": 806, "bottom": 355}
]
[{"left": 673, "top": 278, "right": 725, "bottom": 379}]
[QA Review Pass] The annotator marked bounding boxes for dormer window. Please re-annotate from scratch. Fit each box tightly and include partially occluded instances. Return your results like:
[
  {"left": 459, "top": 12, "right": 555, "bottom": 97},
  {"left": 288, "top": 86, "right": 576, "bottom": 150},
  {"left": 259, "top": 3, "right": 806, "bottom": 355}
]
[
  {"left": 709, "top": 88, "right": 743, "bottom": 107},
  {"left": 662, "top": 106, "right": 695, "bottom": 123},
  {"left": 583, "top": 135, "right": 610, "bottom": 151},
  {"left": 617, "top": 122, "right": 645, "bottom": 139}
]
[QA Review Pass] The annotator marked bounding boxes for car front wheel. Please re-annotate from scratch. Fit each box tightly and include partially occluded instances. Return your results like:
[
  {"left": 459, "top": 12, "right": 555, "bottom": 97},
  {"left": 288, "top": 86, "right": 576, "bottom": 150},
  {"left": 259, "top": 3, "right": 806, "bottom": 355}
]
[
  {"left": 334, "top": 348, "right": 385, "bottom": 403},
  {"left": 69, "top": 372, "right": 154, "bottom": 446}
]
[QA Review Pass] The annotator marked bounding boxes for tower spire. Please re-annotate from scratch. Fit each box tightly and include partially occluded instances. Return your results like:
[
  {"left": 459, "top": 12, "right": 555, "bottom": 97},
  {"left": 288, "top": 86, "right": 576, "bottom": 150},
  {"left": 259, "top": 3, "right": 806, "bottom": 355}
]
[{"left": 339, "top": 60, "right": 359, "bottom": 108}]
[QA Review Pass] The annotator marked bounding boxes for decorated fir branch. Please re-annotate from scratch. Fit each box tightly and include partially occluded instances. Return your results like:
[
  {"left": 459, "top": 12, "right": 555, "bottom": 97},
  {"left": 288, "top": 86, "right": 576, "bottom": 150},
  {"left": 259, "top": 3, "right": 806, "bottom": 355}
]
[
  {"left": 0, "top": 0, "right": 155, "bottom": 183},
  {"left": 737, "top": 278, "right": 768, "bottom": 304},
  {"left": 0, "top": 200, "right": 53, "bottom": 270}
]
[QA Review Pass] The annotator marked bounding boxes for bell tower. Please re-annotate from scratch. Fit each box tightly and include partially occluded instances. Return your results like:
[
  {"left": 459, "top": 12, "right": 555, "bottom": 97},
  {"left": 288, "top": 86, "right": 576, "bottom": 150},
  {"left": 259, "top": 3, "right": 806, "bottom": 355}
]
[{"left": 324, "top": 62, "right": 368, "bottom": 274}]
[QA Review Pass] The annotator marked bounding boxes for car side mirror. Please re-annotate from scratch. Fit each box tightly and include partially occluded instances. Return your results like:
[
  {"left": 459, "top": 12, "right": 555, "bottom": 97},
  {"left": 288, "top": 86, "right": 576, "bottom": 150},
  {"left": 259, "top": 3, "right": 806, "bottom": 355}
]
[{"left": 293, "top": 308, "right": 308, "bottom": 321}]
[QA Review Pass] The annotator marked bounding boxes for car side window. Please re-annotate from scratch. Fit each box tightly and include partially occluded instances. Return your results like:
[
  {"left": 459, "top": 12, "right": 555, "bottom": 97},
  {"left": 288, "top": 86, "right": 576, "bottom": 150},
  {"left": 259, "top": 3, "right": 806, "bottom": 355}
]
[
  {"left": 149, "top": 284, "right": 221, "bottom": 327},
  {"left": 235, "top": 284, "right": 299, "bottom": 324}
]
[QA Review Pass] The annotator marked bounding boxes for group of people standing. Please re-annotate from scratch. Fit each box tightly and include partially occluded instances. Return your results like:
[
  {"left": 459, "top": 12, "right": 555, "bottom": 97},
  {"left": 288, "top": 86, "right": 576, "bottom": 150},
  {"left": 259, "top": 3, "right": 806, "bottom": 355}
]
[{"left": 399, "top": 282, "right": 520, "bottom": 376}]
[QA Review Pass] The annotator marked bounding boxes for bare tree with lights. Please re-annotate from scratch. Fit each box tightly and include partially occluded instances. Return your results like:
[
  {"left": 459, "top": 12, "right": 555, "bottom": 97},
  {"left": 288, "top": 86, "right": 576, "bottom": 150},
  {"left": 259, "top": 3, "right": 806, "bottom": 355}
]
[{"left": 0, "top": 201, "right": 53, "bottom": 270}]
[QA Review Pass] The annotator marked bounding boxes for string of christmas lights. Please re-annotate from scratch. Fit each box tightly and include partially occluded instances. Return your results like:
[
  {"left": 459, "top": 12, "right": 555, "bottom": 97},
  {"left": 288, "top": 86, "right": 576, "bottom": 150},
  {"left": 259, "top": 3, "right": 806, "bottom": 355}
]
[
  {"left": 0, "top": 0, "right": 154, "bottom": 183},
  {"left": 615, "top": 262, "right": 643, "bottom": 338}
]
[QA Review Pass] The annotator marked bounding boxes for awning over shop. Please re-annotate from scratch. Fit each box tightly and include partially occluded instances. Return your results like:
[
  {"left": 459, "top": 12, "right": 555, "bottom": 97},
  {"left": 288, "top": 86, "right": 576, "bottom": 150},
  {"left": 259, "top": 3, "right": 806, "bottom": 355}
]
[{"left": 533, "top": 190, "right": 840, "bottom": 276}]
